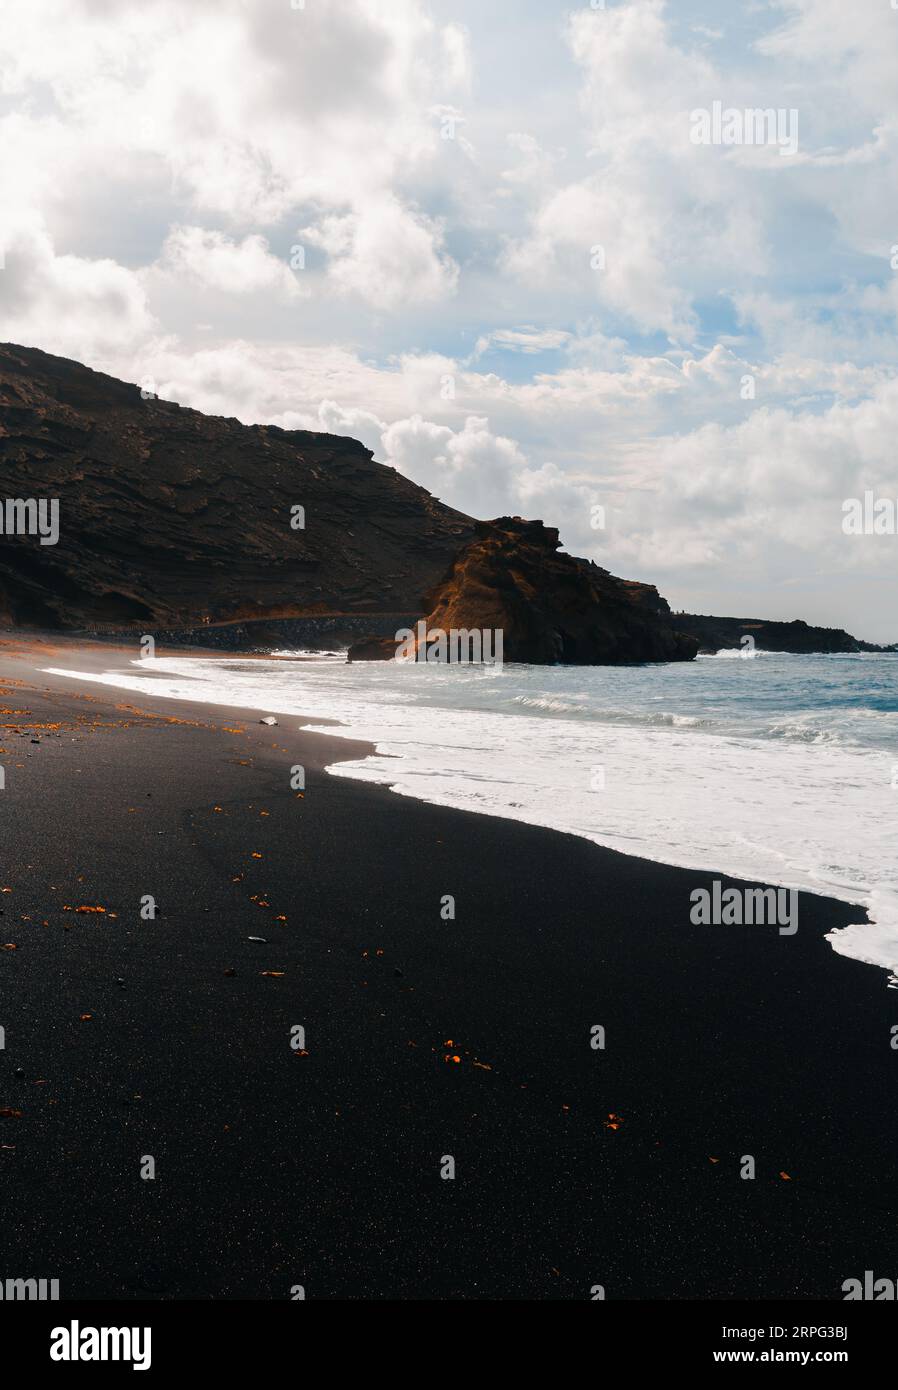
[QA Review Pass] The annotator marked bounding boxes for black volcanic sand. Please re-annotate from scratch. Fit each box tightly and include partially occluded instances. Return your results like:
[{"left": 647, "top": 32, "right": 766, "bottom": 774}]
[{"left": 0, "top": 636, "right": 895, "bottom": 1301}]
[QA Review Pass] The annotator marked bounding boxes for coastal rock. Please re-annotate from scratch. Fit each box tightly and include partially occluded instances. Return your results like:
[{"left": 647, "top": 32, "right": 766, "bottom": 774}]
[
  {"left": 346, "top": 635, "right": 402, "bottom": 663},
  {"left": 348, "top": 518, "right": 700, "bottom": 665},
  {"left": 668, "top": 613, "right": 896, "bottom": 655}
]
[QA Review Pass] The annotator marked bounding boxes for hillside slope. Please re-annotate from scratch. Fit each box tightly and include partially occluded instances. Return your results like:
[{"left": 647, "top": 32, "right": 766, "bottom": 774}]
[
  {"left": 0, "top": 343, "right": 697, "bottom": 664},
  {"left": 0, "top": 343, "right": 474, "bottom": 629}
]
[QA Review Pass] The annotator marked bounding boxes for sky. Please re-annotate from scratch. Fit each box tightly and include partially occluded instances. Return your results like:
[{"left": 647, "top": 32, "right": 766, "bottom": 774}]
[{"left": 1, "top": 0, "right": 897, "bottom": 640}]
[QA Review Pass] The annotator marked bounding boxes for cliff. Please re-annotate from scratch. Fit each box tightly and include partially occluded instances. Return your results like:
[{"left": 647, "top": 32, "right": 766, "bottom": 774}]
[
  {"left": 0, "top": 343, "right": 696, "bottom": 665},
  {"left": 349, "top": 518, "right": 700, "bottom": 664},
  {"left": 0, "top": 343, "right": 474, "bottom": 629}
]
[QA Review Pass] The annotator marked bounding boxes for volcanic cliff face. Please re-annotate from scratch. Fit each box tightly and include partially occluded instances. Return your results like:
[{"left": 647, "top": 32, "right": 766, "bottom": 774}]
[
  {"left": 0, "top": 344, "right": 698, "bottom": 665},
  {"left": 0, "top": 343, "right": 475, "bottom": 629},
  {"left": 349, "top": 518, "right": 700, "bottom": 665}
]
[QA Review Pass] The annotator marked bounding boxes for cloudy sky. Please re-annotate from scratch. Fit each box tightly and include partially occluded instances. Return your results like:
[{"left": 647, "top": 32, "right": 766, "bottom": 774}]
[{"left": 1, "top": 0, "right": 896, "bottom": 639}]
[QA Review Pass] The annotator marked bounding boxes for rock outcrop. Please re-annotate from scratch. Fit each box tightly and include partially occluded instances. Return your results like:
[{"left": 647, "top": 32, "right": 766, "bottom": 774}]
[
  {"left": 669, "top": 613, "right": 895, "bottom": 655},
  {"left": 349, "top": 518, "right": 700, "bottom": 664}
]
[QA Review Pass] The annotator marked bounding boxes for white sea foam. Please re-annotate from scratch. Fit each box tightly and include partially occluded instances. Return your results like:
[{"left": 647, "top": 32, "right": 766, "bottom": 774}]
[
  {"left": 42, "top": 653, "right": 898, "bottom": 986},
  {"left": 699, "top": 647, "right": 769, "bottom": 660},
  {"left": 513, "top": 695, "right": 587, "bottom": 713}
]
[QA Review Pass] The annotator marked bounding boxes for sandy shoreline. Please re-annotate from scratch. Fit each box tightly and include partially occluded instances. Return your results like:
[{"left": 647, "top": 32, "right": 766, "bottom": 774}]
[{"left": 0, "top": 632, "right": 894, "bottom": 1300}]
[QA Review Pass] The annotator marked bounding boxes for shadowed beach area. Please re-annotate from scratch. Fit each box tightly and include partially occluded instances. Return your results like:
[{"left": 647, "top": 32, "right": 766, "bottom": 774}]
[{"left": 0, "top": 633, "right": 895, "bottom": 1301}]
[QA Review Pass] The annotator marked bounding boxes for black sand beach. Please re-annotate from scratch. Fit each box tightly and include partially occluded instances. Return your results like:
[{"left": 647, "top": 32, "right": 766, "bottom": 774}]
[{"left": 0, "top": 634, "right": 895, "bottom": 1301}]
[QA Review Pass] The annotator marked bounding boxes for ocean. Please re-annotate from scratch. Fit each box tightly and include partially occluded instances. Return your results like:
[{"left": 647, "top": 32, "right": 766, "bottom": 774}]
[{"left": 45, "top": 649, "right": 898, "bottom": 986}]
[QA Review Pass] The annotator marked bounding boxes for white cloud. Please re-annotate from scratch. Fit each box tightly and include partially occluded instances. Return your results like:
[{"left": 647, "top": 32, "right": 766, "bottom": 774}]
[
  {"left": 0, "top": 0, "right": 896, "bottom": 637},
  {"left": 0, "top": 215, "right": 154, "bottom": 357},
  {"left": 472, "top": 327, "right": 572, "bottom": 357},
  {"left": 0, "top": 0, "right": 468, "bottom": 302},
  {"left": 156, "top": 227, "right": 304, "bottom": 299},
  {"left": 301, "top": 197, "right": 458, "bottom": 309}
]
